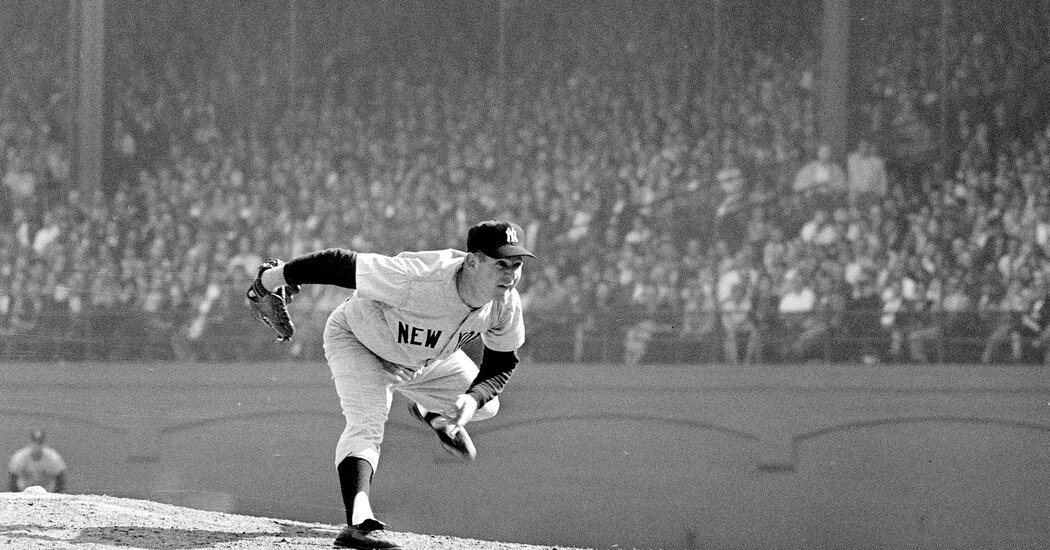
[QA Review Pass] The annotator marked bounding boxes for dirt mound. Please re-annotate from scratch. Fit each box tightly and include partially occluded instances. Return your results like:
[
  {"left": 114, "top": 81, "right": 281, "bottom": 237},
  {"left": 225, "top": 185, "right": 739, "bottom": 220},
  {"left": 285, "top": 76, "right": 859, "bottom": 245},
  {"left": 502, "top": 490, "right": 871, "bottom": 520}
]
[{"left": 0, "top": 490, "right": 585, "bottom": 550}]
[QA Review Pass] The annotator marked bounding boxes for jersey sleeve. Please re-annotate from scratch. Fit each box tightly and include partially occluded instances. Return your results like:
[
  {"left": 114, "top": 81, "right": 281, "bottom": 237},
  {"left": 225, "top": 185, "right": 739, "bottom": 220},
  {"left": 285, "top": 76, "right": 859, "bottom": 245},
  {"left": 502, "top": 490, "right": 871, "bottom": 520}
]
[
  {"left": 481, "top": 290, "right": 526, "bottom": 352},
  {"left": 282, "top": 248, "right": 357, "bottom": 288},
  {"left": 467, "top": 347, "right": 520, "bottom": 406}
]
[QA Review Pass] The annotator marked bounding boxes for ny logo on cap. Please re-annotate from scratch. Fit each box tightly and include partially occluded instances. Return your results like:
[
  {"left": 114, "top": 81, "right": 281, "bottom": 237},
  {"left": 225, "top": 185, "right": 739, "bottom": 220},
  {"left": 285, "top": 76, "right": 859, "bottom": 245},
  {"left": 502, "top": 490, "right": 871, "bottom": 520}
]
[{"left": 505, "top": 226, "right": 519, "bottom": 244}]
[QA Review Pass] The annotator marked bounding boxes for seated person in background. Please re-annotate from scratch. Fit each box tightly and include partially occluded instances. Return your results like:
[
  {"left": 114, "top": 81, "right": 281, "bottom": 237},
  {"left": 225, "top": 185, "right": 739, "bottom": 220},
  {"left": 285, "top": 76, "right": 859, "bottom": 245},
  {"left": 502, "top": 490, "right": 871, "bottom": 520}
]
[
  {"left": 793, "top": 143, "right": 847, "bottom": 208},
  {"left": 846, "top": 139, "right": 889, "bottom": 209},
  {"left": 720, "top": 282, "right": 759, "bottom": 365},
  {"left": 980, "top": 278, "right": 1029, "bottom": 364},
  {"left": 776, "top": 269, "right": 817, "bottom": 362},
  {"left": 8, "top": 430, "right": 67, "bottom": 493},
  {"left": 842, "top": 275, "right": 885, "bottom": 364},
  {"left": 1018, "top": 279, "right": 1050, "bottom": 364}
]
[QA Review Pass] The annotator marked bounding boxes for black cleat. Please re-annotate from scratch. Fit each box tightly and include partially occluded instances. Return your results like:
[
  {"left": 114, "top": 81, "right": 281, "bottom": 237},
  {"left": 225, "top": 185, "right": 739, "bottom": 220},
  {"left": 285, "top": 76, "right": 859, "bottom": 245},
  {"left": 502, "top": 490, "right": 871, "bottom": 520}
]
[
  {"left": 408, "top": 403, "right": 477, "bottom": 460},
  {"left": 333, "top": 518, "right": 402, "bottom": 549}
]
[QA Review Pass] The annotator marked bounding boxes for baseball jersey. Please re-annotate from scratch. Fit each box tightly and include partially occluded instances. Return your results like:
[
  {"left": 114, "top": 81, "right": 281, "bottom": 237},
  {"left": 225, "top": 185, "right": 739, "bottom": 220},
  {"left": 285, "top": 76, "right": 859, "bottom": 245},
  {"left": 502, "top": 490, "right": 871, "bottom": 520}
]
[
  {"left": 9, "top": 446, "right": 66, "bottom": 492},
  {"left": 330, "top": 249, "right": 526, "bottom": 368}
]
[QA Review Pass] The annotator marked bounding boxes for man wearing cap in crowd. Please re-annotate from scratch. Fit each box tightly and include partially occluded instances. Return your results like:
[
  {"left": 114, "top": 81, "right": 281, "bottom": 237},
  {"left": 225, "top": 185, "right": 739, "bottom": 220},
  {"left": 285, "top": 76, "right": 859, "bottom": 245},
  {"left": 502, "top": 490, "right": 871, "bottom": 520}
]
[
  {"left": 8, "top": 430, "right": 67, "bottom": 493},
  {"left": 252, "top": 220, "right": 536, "bottom": 550}
]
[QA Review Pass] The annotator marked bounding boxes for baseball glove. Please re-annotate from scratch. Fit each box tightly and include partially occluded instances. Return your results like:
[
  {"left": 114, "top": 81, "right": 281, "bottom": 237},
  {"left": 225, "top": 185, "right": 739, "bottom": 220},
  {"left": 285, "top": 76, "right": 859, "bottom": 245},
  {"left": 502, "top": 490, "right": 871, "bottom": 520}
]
[{"left": 246, "top": 259, "right": 300, "bottom": 342}]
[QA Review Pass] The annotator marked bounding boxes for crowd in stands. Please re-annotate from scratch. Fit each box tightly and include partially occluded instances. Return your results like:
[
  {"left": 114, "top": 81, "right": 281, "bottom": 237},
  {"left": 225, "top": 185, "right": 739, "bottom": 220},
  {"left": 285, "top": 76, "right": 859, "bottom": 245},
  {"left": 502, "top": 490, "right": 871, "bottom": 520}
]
[{"left": 3, "top": 0, "right": 1050, "bottom": 365}]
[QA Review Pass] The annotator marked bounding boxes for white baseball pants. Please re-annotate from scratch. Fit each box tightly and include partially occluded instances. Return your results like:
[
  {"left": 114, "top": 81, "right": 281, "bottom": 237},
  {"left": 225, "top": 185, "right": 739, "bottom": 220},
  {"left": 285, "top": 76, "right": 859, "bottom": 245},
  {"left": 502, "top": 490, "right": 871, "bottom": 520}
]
[{"left": 322, "top": 314, "right": 498, "bottom": 472}]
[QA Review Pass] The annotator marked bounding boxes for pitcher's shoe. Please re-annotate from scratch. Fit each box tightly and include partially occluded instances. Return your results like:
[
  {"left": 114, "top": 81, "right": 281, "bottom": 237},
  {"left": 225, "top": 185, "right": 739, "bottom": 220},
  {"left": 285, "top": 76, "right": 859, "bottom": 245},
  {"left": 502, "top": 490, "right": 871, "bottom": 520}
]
[
  {"left": 408, "top": 403, "right": 477, "bottom": 460},
  {"left": 333, "top": 518, "right": 402, "bottom": 549}
]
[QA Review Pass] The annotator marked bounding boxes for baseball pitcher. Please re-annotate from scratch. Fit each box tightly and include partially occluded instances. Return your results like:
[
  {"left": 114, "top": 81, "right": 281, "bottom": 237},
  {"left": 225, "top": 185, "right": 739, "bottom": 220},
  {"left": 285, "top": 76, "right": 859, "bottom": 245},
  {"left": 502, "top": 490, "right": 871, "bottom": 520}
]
[{"left": 247, "top": 220, "right": 535, "bottom": 550}]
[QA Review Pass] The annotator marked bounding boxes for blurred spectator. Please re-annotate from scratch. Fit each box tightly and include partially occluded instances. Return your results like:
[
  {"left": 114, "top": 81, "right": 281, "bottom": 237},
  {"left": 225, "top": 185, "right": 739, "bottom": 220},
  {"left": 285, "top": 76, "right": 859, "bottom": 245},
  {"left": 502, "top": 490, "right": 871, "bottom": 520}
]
[
  {"left": 798, "top": 208, "right": 837, "bottom": 246},
  {"left": 1015, "top": 277, "right": 1050, "bottom": 365},
  {"left": 8, "top": 429, "right": 67, "bottom": 493},
  {"left": 4, "top": 0, "right": 1050, "bottom": 366},
  {"left": 980, "top": 278, "right": 1029, "bottom": 364},
  {"left": 2, "top": 156, "right": 37, "bottom": 207},
  {"left": 841, "top": 274, "right": 885, "bottom": 364},
  {"left": 800, "top": 274, "right": 848, "bottom": 362},
  {"left": 792, "top": 143, "right": 847, "bottom": 204},
  {"left": 714, "top": 155, "right": 750, "bottom": 249},
  {"left": 719, "top": 280, "right": 758, "bottom": 365},
  {"left": 901, "top": 279, "right": 938, "bottom": 363},
  {"left": 776, "top": 269, "right": 817, "bottom": 362},
  {"left": 622, "top": 278, "right": 679, "bottom": 366},
  {"left": 879, "top": 278, "right": 907, "bottom": 363},
  {"left": 678, "top": 269, "right": 720, "bottom": 363},
  {"left": 846, "top": 139, "right": 889, "bottom": 209},
  {"left": 908, "top": 275, "right": 976, "bottom": 364},
  {"left": 748, "top": 271, "right": 780, "bottom": 364}
]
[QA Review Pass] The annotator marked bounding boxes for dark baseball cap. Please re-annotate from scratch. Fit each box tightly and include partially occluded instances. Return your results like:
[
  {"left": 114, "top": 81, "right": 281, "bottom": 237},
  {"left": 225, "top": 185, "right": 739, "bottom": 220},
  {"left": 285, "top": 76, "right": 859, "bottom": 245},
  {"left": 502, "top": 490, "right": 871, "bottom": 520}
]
[{"left": 467, "top": 220, "right": 536, "bottom": 259}]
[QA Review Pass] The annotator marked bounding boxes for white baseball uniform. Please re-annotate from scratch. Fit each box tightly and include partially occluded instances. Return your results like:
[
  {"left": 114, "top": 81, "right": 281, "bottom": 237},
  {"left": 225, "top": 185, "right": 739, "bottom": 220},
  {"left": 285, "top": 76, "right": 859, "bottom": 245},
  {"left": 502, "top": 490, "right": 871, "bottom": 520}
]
[
  {"left": 322, "top": 249, "right": 525, "bottom": 471},
  {"left": 9, "top": 446, "right": 67, "bottom": 492}
]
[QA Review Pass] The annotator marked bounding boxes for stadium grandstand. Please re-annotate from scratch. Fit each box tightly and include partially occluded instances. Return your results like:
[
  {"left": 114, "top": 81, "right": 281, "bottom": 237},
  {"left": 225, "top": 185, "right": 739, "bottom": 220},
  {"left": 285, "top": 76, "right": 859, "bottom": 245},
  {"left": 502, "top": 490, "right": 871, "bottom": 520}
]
[{"left": 3, "top": 0, "right": 1050, "bottom": 367}]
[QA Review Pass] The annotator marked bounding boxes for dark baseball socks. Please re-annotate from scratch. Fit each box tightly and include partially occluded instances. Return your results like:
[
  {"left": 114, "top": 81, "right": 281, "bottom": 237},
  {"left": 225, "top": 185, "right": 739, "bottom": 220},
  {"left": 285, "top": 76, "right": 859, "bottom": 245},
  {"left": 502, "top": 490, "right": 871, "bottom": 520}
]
[{"left": 337, "top": 456, "right": 375, "bottom": 526}]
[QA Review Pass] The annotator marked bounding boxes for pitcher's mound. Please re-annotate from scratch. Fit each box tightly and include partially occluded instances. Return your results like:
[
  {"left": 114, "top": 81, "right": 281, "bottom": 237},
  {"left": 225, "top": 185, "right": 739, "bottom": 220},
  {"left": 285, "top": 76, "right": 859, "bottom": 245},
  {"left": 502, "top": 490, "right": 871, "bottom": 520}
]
[{"left": 0, "top": 491, "right": 589, "bottom": 549}]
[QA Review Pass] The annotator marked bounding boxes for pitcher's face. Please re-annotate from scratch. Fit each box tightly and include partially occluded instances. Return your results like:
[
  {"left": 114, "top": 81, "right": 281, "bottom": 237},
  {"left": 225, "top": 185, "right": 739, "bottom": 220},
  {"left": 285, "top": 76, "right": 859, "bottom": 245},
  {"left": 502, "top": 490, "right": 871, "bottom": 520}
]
[{"left": 475, "top": 253, "right": 525, "bottom": 301}]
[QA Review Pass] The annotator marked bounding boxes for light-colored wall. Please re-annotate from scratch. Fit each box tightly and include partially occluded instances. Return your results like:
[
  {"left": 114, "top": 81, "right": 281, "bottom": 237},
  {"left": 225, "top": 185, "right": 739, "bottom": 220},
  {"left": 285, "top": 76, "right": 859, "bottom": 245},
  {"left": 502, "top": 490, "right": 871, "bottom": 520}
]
[{"left": 2, "top": 361, "right": 1048, "bottom": 550}]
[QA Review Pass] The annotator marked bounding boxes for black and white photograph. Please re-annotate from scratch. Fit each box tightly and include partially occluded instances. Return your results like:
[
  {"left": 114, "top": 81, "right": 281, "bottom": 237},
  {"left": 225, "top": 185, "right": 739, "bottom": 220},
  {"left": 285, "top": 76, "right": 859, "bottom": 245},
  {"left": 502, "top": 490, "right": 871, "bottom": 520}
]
[{"left": 1, "top": 1, "right": 1049, "bottom": 549}]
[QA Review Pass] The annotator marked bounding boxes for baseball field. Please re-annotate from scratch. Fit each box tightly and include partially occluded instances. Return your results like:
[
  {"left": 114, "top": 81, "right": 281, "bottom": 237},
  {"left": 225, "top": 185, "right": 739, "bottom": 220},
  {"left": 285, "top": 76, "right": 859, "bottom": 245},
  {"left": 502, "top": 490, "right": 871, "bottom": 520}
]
[{"left": 2, "top": 360, "right": 1049, "bottom": 550}]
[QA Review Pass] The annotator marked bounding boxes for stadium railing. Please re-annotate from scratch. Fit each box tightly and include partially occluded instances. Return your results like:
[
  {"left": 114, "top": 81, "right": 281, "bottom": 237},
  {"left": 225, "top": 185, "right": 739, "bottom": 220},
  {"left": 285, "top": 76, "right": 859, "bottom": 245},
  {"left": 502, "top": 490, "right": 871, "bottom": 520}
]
[{"left": 0, "top": 307, "right": 1041, "bottom": 366}]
